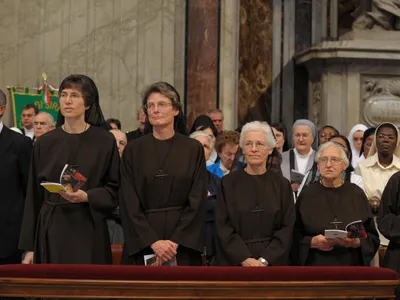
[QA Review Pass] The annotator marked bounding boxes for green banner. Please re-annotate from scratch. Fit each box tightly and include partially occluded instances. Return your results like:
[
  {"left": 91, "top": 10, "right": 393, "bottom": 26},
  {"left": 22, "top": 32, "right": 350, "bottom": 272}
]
[{"left": 9, "top": 87, "right": 59, "bottom": 129}]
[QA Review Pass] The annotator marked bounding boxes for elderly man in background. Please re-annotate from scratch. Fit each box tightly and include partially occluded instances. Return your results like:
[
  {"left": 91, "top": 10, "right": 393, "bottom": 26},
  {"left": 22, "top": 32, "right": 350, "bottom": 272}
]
[
  {"left": 110, "top": 129, "right": 127, "bottom": 157},
  {"left": 208, "top": 109, "right": 224, "bottom": 134},
  {"left": 126, "top": 107, "right": 146, "bottom": 141},
  {"left": 33, "top": 112, "right": 55, "bottom": 139}
]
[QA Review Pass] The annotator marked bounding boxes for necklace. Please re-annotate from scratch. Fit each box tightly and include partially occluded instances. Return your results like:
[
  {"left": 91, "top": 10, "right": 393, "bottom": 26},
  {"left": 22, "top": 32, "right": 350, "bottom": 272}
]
[
  {"left": 153, "top": 135, "right": 175, "bottom": 179},
  {"left": 62, "top": 123, "right": 88, "bottom": 134}
]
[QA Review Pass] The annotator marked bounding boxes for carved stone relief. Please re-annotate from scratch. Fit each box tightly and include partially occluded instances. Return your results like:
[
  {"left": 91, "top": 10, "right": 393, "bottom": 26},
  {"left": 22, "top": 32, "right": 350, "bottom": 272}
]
[
  {"left": 361, "top": 77, "right": 400, "bottom": 126},
  {"left": 311, "top": 81, "right": 322, "bottom": 127}
]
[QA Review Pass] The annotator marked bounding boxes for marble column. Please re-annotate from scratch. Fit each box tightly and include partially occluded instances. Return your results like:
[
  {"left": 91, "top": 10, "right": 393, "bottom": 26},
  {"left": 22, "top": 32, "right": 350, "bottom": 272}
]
[
  {"left": 0, "top": 0, "right": 186, "bottom": 130},
  {"left": 238, "top": 0, "right": 273, "bottom": 126},
  {"left": 185, "top": 0, "right": 220, "bottom": 128}
]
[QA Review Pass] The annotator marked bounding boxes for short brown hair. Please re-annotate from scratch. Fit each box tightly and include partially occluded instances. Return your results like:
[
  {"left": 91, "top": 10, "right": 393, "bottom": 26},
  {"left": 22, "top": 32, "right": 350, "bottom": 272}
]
[{"left": 215, "top": 130, "right": 239, "bottom": 153}]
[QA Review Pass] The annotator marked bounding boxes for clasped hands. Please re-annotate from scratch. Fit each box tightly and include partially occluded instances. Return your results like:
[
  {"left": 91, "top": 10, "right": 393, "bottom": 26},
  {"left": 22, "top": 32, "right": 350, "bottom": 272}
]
[
  {"left": 241, "top": 257, "right": 267, "bottom": 267},
  {"left": 151, "top": 240, "right": 178, "bottom": 266},
  {"left": 311, "top": 234, "right": 360, "bottom": 251},
  {"left": 58, "top": 189, "right": 88, "bottom": 203}
]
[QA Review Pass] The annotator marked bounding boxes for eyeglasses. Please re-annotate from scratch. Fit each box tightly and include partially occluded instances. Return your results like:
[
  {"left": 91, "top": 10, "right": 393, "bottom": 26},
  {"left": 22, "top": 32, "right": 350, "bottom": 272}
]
[
  {"left": 243, "top": 141, "right": 268, "bottom": 151},
  {"left": 59, "top": 92, "right": 83, "bottom": 101},
  {"left": 377, "top": 133, "right": 396, "bottom": 141},
  {"left": 319, "top": 157, "right": 342, "bottom": 166},
  {"left": 294, "top": 133, "right": 311, "bottom": 139},
  {"left": 145, "top": 101, "right": 172, "bottom": 111}
]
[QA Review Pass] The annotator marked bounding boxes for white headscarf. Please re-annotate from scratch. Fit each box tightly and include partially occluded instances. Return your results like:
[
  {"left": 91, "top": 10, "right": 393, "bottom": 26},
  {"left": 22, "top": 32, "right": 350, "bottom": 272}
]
[
  {"left": 347, "top": 124, "right": 368, "bottom": 168},
  {"left": 368, "top": 122, "right": 400, "bottom": 158}
]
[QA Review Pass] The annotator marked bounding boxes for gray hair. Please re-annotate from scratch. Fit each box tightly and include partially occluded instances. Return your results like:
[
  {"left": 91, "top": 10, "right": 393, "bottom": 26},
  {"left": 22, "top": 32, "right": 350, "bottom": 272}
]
[
  {"left": 33, "top": 112, "right": 55, "bottom": 127},
  {"left": 315, "top": 141, "right": 349, "bottom": 168},
  {"left": 189, "top": 130, "right": 213, "bottom": 149},
  {"left": 208, "top": 108, "right": 223, "bottom": 115},
  {"left": 110, "top": 129, "right": 127, "bottom": 138},
  {"left": 0, "top": 89, "right": 6, "bottom": 106},
  {"left": 240, "top": 121, "right": 276, "bottom": 149}
]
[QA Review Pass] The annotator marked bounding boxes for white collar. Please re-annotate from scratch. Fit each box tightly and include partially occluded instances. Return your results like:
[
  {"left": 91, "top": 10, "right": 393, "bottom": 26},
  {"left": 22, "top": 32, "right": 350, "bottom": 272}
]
[
  {"left": 220, "top": 162, "right": 230, "bottom": 175},
  {"left": 0, "top": 121, "right": 3, "bottom": 134},
  {"left": 293, "top": 148, "right": 313, "bottom": 158}
]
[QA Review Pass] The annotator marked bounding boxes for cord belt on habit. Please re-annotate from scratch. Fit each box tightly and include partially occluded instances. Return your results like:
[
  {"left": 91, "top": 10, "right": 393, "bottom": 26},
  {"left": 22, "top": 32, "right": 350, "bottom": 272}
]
[{"left": 145, "top": 206, "right": 184, "bottom": 213}]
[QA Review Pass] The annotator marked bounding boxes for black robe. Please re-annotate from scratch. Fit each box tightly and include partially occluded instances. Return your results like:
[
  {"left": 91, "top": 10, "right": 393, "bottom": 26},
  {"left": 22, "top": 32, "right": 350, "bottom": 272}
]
[
  {"left": 119, "top": 133, "right": 207, "bottom": 265},
  {"left": 205, "top": 171, "right": 221, "bottom": 259},
  {"left": 294, "top": 182, "right": 379, "bottom": 266},
  {"left": 215, "top": 169, "right": 295, "bottom": 266},
  {"left": 378, "top": 171, "right": 400, "bottom": 273},
  {"left": 19, "top": 126, "right": 120, "bottom": 264}
]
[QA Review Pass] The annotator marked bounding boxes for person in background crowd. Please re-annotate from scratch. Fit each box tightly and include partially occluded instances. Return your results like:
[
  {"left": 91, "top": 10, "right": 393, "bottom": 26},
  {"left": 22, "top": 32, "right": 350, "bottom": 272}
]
[
  {"left": 215, "top": 121, "right": 294, "bottom": 266},
  {"left": 281, "top": 119, "right": 319, "bottom": 194},
  {"left": 19, "top": 74, "right": 120, "bottom": 264},
  {"left": 208, "top": 108, "right": 224, "bottom": 134},
  {"left": 189, "top": 115, "right": 219, "bottom": 166},
  {"left": 319, "top": 125, "right": 339, "bottom": 145},
  {"left": 189, "top": 130, "right": 221, "bottom": 265},
  {"left": 359, "top": 127, "right": 376, "bottom": 163},
  {"left": 294, "top": 141, "right": 379, "bottom": 266},
  {"left": 20, "top": 103, "right": 39, "bottom": 140},
  {"left": 106, "top": 118, "right": 122, "bottom": 130},
  {"left": 126, "top": 107, "right": 146, "bottom": 141},
  {"left": 348, "top": 124, "right": 368, "bottom": 168},
  {"left": 120, "top": 82, "right": 206, "bottom": 266},
  {"left": 110, "top": 129, "right": 127, "bottom": 157},
  {"left": 33, "top": 112, "right": 55, "bottom": 140},
  {"left": 0, "top": 89, "right": 32, "bottom": 265},
  {"left": 207, "top": 130, "right": 240, "bottom": 178},
  {"left": 271, "top": 122, "right": 289, "bottom": 153},
  {"left": 298, "top": 135, "right": 364, "bottom": 195}
]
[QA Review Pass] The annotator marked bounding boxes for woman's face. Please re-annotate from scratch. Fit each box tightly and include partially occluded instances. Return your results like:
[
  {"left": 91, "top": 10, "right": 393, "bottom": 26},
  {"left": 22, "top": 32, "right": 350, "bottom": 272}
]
[
  {"left": 201, "top": 127, "right": 216, "bottom": 148},
  {"left": 194, "top": 135, "right": 211, "bottom": 161},
  {"left": 363, "top": 134, "right": 374, "bottom": 158},
  {"left": 146, "top": 92, "right": 178, "bottom": 128},
  {"left": 272, "top": 127, "right": 284, "bottom": 152},
  {"left": 319, "top": 127, "right": 337, "bottom": 144},
  {"left": 59, "top": 88, "right": 87, "bottom": 120},
  {"left": 242, "top": 131, "right": 273, "bottom": 167},
  {"left": 330, "top": 136, "right": 350, "bottom": 160},
  {"left": 317, "top": 145, "right": 347, "bottom": 180},
  {"left": 352, "top": 131, "right": 364, "bottom": 153}
]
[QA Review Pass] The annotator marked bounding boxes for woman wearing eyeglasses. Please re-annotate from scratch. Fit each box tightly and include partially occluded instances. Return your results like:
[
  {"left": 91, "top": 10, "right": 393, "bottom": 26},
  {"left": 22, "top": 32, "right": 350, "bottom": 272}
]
[
  {"left": 294, "top": 141, "right": 379, "bottom": 266},
  {"left": 119, "top": 82, "right": 207, "bottom": 266},
  {"left": 215, "top": 121, "right": 295, "bottom": 266}
]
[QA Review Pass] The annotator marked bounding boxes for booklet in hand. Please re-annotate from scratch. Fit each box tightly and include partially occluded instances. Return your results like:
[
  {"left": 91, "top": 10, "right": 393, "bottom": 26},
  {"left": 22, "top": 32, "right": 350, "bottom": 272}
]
[
  {"left": 290, "top": 169, "right": 305, "bottom": 184},
  {"left": 144, "top": 254, "right": 177, "bottom": 266},
  {"left": 40, "top": 164, "right": 87, "bottom": 193},
  {"left": 325, "top": 220, "right": 367, "bottom": 239}
]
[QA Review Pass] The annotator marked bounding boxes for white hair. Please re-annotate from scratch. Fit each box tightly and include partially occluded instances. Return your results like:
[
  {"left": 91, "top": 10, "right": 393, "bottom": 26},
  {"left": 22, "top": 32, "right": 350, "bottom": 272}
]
[
  {"left": 240, "top": 121, "right": 276, "bottom": 149},
  {"left": 33, "top": 112, "right": 55, "bottom": 127},
  {"left": 315, "top": 141, "right": 349, "bottom": 168},
  {"left": 189, "top": 130, "right": 213, "bottom": 149}
]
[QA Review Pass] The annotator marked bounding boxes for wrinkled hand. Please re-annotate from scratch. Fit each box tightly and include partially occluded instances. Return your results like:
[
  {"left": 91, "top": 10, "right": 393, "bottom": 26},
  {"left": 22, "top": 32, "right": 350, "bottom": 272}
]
[
  {"left": 22, "top": 251, "right": 34, "bottom": 264},
  {"left": 151, "top": 240, "right": 177, "bottom": 262},
  {"left": 333, "top": 238, "right": 360, "bottom": 248},
  {"left": 241, "top": 258, "right": 265, "bottom": 267},
  {"left": 312, "top": 234, "right": 334, "bottom": 251},
  {"left": 59, "top": 189, "right": 88, "bottom": 203},
  {"left": 291, "top": 183, "right": 300, "bottom": 192}
]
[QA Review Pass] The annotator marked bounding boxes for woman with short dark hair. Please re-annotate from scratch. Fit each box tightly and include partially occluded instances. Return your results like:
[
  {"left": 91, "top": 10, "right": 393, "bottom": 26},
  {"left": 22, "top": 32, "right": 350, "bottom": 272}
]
[{"left": 19, "top": 74, "right": 120, "bottom": 264}]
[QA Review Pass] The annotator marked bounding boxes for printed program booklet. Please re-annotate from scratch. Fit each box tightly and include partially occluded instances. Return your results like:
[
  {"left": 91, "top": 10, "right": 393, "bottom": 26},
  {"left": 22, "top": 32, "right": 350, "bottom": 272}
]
[
  {"left": 40, "top": 164, "right": 86, "bottom": 193},
  {"left": 325, "top": 220, "right": 367, "bottom": 239},
  {"left": 144, "top": 254, "right": 177, "bottom": 266}
]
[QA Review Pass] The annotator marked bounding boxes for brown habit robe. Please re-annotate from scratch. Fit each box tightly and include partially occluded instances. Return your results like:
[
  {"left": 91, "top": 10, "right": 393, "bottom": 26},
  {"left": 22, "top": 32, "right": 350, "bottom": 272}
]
[
  {"left": 119, "top": 133, "right": 207, "bottom": 265},
  {"left": 19, "top": 127, "right": 120, "bottom": 264}
]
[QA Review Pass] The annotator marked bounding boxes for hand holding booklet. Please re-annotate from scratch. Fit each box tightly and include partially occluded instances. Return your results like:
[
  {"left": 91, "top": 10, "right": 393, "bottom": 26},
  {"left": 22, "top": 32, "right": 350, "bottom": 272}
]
[
  {"left": 324, "top": 220, "right": 367, "bottom": 239},
  {"left": 290, "top": 169, "right": 305, "bottom": 184},
  {"left": 40, "top": 164, "right": 87, "bottom": 193},
  {"left": 144, "top": 254, "right": 177, "bottom": 266}
]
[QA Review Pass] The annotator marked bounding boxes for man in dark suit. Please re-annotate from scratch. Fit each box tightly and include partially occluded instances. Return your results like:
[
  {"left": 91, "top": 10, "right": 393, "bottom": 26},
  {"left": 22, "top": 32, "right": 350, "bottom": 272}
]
[
  {"left": 126, "top": 107, "right": 146, "bottom": 141},
  {"left": 0, "top": 89, "right": 32, "bottom": 264}
]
